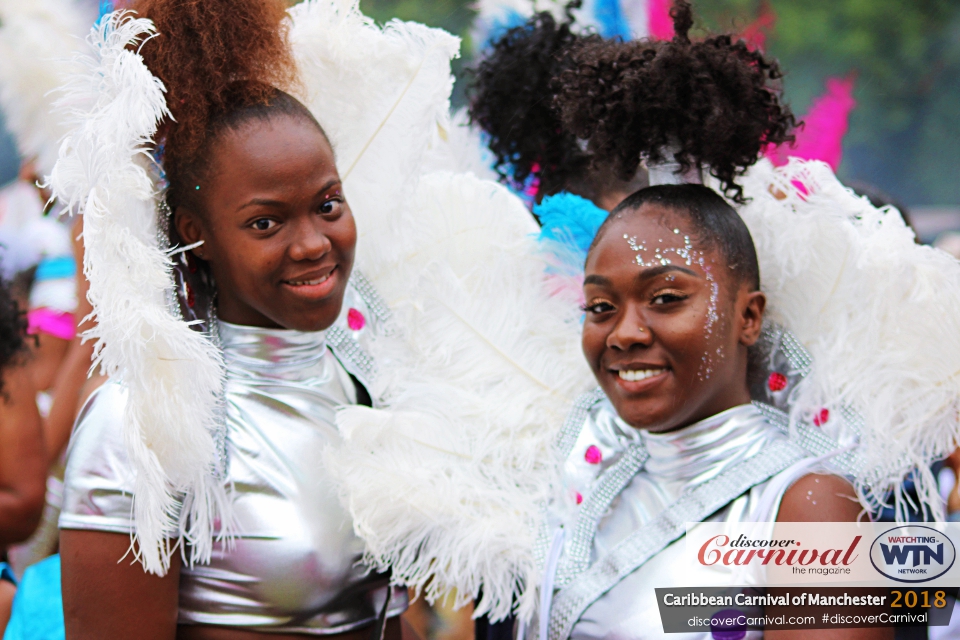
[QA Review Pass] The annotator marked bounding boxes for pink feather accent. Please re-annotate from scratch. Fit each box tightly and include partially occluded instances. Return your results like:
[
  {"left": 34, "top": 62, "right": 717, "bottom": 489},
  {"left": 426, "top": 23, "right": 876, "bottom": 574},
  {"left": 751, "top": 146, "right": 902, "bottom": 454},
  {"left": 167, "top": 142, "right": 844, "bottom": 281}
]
[
  {"left": 647, "top": 0, "right": 674, "bottom": 40},
  {"left": 766, "top": 75, "right": 856, "bottom": 171}
]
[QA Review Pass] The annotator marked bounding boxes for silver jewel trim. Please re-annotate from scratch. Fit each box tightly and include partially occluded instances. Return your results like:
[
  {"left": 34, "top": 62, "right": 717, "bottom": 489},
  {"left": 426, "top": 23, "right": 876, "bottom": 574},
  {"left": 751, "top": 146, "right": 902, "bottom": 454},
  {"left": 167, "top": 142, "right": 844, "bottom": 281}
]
[
  {"left": 553, "top": 443, "right": 649, "bottom": 588},
  {"left": 535, "top": 389, "right": 608, "bottom": 570},
  {"left": 327, "top": 325, "right": 377, "bottom": 383},
  {"left": 547, "top": 438, "right": 809, "bottom": 640},
  {"left": 350, "top": 270, "right": 393, "bottom": 327}
]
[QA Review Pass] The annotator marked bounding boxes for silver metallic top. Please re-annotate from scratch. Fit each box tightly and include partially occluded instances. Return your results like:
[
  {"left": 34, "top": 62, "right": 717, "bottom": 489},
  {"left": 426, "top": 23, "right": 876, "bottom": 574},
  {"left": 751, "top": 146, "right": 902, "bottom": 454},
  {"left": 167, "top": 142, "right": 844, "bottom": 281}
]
[
  {"left": 548, "top": 401, "right": 799, "bottom": 640},
  {"left": 60, "top": 310, "right": 407, "bottom": 633}
]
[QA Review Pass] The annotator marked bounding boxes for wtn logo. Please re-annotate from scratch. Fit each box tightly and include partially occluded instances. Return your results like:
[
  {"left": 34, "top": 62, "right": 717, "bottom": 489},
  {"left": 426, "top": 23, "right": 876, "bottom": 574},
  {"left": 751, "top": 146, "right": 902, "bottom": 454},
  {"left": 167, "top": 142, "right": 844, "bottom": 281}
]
[
  {"left": 871, "top": 526, "right": 956, "bottom": 583},
  {"left": 880, "top": 542, "right": 944, "bottom": 567}
]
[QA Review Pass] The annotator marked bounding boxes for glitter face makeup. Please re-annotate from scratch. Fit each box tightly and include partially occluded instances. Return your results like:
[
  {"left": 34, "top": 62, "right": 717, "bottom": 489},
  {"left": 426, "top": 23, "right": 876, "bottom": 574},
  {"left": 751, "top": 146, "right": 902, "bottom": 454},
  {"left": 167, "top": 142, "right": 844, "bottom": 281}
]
[
  {"left": 581, "top": 202, "right": 764, "bottom": 433},
  {"left": 622, "top": 225, "right": 723, "bottom": 381}
]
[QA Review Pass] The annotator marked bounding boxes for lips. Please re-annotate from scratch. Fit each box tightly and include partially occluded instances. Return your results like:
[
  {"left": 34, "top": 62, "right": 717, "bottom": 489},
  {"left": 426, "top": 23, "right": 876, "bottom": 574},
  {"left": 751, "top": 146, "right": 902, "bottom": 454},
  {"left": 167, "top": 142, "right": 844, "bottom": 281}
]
[
  {"left": 608, "top": 362, "right": 670, "bottom": 393},
  {"left": 281, "top": 265, "right": 339, "bottom": 300},
  {"left": 617, "top": 368, "right": 667, "bottom": 382}
]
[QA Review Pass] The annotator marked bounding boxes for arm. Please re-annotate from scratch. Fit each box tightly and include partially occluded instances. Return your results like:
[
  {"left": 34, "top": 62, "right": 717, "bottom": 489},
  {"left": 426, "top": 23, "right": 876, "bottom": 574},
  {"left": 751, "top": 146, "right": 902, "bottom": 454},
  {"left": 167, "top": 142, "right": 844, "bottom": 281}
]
[
  {"left": 0, "top": 363, "right": 47, "bottom": 544},
  {"left": 60, "top": 530, "right": 180, "bottom": 640},
  {"left": 43, "top": 215, "right": 103, "bottom": 464},
  {"left": 765, "top": 474, "right": 892, "bottom": 640}
]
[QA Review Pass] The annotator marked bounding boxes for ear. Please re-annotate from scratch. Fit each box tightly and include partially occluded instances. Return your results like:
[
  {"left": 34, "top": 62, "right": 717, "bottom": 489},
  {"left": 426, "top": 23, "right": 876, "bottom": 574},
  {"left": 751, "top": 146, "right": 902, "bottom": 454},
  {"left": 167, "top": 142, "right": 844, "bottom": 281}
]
[
  {"left": 174, "top": 206, "right": 207, "bottom": 260},
  {"left": 737, "top": 288, "right": 766, "bottom": 347}
]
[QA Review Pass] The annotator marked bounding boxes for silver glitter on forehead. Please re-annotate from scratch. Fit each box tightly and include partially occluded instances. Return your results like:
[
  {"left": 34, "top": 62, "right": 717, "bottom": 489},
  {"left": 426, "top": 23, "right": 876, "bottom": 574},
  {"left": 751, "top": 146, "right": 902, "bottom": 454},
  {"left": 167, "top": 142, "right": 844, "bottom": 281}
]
[{"left": 623, "top": 226, "right": 724, "bottom": 381}]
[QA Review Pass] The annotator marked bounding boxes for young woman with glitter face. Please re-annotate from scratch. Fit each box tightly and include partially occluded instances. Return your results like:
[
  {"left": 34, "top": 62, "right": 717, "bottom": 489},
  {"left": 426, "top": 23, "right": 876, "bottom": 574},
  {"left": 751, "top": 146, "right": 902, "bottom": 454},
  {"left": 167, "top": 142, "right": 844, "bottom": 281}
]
[
  {"left": 537, "top": 185, "right": 889, "bottom": 640},
  {"left": 55, "top": 1, "right": 409, "bottom": 638}
]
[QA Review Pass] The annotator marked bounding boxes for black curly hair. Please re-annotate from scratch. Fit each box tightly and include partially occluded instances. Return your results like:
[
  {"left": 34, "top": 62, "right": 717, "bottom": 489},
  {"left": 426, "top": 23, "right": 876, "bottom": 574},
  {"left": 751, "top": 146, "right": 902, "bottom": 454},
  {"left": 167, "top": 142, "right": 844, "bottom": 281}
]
[
  {"left": 554, "top": 0, "right": 796, "bottom": 203},
  {"left": 0, "top": 276, "right": 29, "bottom": 394},
  {"left": 467, "top": 5, "right": 602, "bottom": 200}
]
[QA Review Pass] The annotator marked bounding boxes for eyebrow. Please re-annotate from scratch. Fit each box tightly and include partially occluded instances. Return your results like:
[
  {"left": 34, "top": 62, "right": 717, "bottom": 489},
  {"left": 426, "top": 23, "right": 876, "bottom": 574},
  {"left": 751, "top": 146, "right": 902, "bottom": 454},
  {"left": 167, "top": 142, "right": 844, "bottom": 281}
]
[
  {"left": 237, "top": 178, "right": 341, "bottom": 211},
  {"left": 583, "top": 265, "right": 699, "bottom": 288}
]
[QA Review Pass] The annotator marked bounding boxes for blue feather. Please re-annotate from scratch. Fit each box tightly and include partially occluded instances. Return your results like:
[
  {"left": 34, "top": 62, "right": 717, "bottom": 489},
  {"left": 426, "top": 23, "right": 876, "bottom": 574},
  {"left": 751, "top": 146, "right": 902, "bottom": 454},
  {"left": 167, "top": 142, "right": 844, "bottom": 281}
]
[
  {"left": 592, "top": 0, "right": 631, "bottom": 40},
  {"left": 535, "top": 192, "right": 607, "bottom": 266}
]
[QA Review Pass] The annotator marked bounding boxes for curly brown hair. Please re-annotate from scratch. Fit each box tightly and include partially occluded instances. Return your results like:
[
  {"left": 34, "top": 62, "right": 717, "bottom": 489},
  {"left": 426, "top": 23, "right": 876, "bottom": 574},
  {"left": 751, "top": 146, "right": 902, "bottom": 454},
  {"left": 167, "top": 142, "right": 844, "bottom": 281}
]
[
  {"left": 0, "top": 276, "right": 28, "bottom": 394},
  {"left": 466, "top": 8, "right": 601, "bottom": 199},
  {"left": 131, "top": 0, "right": 298, "bottom": 206},
  {"left": 554, "top": 0, "right": 796, "bottom": 203}
]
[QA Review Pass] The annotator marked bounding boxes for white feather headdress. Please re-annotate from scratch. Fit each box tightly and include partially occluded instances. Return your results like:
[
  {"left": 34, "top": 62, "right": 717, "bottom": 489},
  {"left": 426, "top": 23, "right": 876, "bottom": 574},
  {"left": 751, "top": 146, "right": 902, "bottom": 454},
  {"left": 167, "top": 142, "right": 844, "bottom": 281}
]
[{"left": 0, "top": 0, "right": 91, "bottom": 176}]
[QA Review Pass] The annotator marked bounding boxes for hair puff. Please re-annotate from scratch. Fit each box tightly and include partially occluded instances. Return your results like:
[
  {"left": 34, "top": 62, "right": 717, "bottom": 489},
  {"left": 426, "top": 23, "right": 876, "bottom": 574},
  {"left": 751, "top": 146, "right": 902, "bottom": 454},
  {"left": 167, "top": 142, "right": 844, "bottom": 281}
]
[
  {"left": 554, "top": 0, "right": 795, "bottom": 203},
  {"left": 131, "top": 0, "right": 297, "bottom": 180},
  {"left": 467, "top": 8, "right": 601, "bottom": 199}
]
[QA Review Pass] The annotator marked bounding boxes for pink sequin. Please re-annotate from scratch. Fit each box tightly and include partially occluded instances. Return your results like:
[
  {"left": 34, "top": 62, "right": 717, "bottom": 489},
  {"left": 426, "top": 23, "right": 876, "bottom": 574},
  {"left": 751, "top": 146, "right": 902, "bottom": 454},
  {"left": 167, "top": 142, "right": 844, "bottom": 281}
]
[
  {"left": 347, "top": 308, "right": 365, "bottom": 331},
  {"left": 584, "top": 445, "right": 602, "bottom": 465},
  {"left": 813, "top": 408, "right": 830, "bottom": 427},
  {"left": 575, "top": 492, "right": 583, "bottom": 505},
  {"left": 767, "top": 372, "right": 788, "bottom": 392}
]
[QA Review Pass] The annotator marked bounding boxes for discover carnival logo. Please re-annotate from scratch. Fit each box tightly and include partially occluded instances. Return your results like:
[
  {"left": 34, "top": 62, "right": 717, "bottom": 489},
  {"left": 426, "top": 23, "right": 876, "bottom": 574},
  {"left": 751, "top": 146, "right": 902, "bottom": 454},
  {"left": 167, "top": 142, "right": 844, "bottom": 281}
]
[
  {"left": 869, "top": 525, "right": 955, "bottom": 583},
  {"left": 697, "top": 533, "right": 861, "bottom": 573}
]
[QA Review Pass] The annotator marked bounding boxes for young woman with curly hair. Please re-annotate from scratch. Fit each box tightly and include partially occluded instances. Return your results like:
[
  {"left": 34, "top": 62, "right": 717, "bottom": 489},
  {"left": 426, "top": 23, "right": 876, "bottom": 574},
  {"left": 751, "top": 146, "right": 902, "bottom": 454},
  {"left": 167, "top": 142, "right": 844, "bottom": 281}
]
[{"left": 54, "top": 1, "right": 411, "bottom": 638}]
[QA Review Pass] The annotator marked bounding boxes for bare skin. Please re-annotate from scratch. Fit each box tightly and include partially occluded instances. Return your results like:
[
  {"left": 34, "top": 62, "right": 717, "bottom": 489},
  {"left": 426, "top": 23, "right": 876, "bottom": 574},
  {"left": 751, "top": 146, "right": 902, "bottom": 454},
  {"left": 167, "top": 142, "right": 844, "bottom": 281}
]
[
  {"left": 582, "top": 203, "right": 890, "bottom": 640},
  {"left": 0, "top": 362, "right": 47, "bottom": 545},
  {"left": 42, "top": 215, "right": 103, "bottom": 466},
  {"left": 61, "top": 114, "right": 395, "bottom": 639}
]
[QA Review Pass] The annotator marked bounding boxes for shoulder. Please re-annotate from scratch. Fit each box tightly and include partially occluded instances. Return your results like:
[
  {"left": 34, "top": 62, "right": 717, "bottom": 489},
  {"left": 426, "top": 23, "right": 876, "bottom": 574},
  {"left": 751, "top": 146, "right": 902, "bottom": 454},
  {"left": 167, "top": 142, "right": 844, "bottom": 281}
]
[
  {"left": 777, "top": 473, "right": 863, "bottom": 523},
  {"left": 68, "top": 381, "right": 128, "bottom": 457},
  {"left": 61, "top": 381, "right": 136, "bottom": 533}
]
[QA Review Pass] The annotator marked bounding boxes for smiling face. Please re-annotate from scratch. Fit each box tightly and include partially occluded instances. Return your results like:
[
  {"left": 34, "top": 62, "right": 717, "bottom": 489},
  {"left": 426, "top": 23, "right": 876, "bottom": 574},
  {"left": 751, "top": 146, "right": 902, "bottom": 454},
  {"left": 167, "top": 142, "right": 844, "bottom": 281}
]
[
  {"left": 174, "top": 113, "right": 355, "bottom": 332},
  {"left": 581, "top": 203, "right": 765, "bottom": 432}
]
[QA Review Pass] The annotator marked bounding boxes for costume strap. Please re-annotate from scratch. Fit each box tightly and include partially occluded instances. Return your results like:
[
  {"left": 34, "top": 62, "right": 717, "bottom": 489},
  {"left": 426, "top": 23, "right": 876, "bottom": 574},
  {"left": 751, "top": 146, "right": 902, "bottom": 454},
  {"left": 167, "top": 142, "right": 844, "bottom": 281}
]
[{"left": 547, "top": 437, "right": 809, "bottom": 640}]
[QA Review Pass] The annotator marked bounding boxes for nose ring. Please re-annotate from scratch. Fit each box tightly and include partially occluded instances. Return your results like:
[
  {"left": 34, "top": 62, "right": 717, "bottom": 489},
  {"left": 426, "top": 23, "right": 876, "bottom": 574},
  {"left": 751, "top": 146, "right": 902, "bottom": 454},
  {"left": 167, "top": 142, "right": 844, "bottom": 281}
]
[{"left": 638, "top": 327, "right": 646, "bottom": 333}]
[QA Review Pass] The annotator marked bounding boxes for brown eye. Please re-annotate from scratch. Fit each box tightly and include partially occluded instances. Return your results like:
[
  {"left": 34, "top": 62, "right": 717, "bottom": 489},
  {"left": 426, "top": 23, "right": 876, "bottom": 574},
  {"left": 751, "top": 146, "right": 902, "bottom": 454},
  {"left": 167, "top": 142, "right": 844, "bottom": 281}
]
[
  {"left": 252, "top": 218, "right": 276, "bottom": 231},
  {"left": 319, "top": 198, "right": 342, "bottom": 215},
  {"left": 651, "top": 292, "right": 686, "bottom": 305},
  {"left": 581, "top": 301, "right": 615, "bottom": 314}
]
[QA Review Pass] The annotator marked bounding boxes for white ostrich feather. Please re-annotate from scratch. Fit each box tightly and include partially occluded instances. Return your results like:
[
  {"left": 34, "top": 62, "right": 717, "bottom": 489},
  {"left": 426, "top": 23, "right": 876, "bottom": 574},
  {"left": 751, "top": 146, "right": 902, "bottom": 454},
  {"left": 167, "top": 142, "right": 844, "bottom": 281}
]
[
  {"left": 421, "top": 108, "right": 499, "bottom": 183},
  {"left": 48, "top": 12, "right": 228, "bottom": 575},
  {"left": 735, "top": 158, "right": 960, "bottom": 521},
  {"left": 288, "top": 0, "right": 460, "bottom": 274},
  {"left": 328, "top": 172, "right": 594, "bottom": 622},
  {"left": 0, "top": 0, "right": 91, "bottom": 176}
]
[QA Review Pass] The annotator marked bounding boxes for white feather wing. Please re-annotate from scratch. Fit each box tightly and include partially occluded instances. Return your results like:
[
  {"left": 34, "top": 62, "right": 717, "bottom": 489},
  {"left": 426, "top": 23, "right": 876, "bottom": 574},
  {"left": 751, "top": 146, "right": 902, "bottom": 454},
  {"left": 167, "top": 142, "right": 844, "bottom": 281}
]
[
  {"left": 288, "top": 0, "right": 460, "bottom": 273},
  {"left": 330, "top": 172, "right": 593, "bottom": 622},
  {"left": 737, "top": 158, "right": 960, "bottom": 519},
  {"left": 49, "top": 13, "right": 227, "bottom": 576}
]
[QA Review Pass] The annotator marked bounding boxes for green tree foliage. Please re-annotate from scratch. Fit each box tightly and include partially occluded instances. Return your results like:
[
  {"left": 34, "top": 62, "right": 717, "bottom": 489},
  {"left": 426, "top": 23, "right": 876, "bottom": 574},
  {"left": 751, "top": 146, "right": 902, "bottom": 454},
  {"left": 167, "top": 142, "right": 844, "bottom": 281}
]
[{"left": 697, "top": 0, "right": 960, "bottom": 205}]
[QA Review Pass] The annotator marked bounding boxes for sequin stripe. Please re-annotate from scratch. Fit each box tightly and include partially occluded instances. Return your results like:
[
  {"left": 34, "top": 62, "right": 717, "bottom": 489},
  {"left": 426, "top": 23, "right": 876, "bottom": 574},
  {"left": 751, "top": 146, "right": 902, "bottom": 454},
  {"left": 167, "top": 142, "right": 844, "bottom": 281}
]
[
  {"left": 555, "top": 388, "right": 607, "bottom": 459},
  {"left": 553, "top": 444, "right": 649, "bottom": 588},
  {"left": 350, "top": 271, "right": 393, "bottom": 326},
  {"left": 753, "top": 402, "right": 867, "bottom": 481},
  {"left": 547, "top": 439, "right": 809, "bottom": 640},
  {"left": 778, "top": 327, "right": 813, "bottom": 376},
  {"left": 535, "top": 389, "right": 608, "bottom": 569},
  {"left": 327, "top": 325, "right": 377, "bottom": 383}
]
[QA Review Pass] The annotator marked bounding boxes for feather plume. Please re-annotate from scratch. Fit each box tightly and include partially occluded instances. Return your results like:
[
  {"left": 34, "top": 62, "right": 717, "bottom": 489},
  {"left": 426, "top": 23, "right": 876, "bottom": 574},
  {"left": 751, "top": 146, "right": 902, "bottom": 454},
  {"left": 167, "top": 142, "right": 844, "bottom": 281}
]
[
  {"left": 288, "top": 0, "right": 460, "bottom": 275},
  {"left": 734, "top": 158, "right": 960, "bottom": 520},
  {"left": 766, "top": 76, "right": 856, "bottom": 171},
  {"left": 0, "top": 0, "right": 92, "bottom": 176},
  {"left": 328, "top": 172, "right": 594, "bottom": 622},
  {"left": 421, "top": 108, "right": 500, "bottom": 183},
  {"left": 48, "top": 12, "right": 228, "bottom": 575}
]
